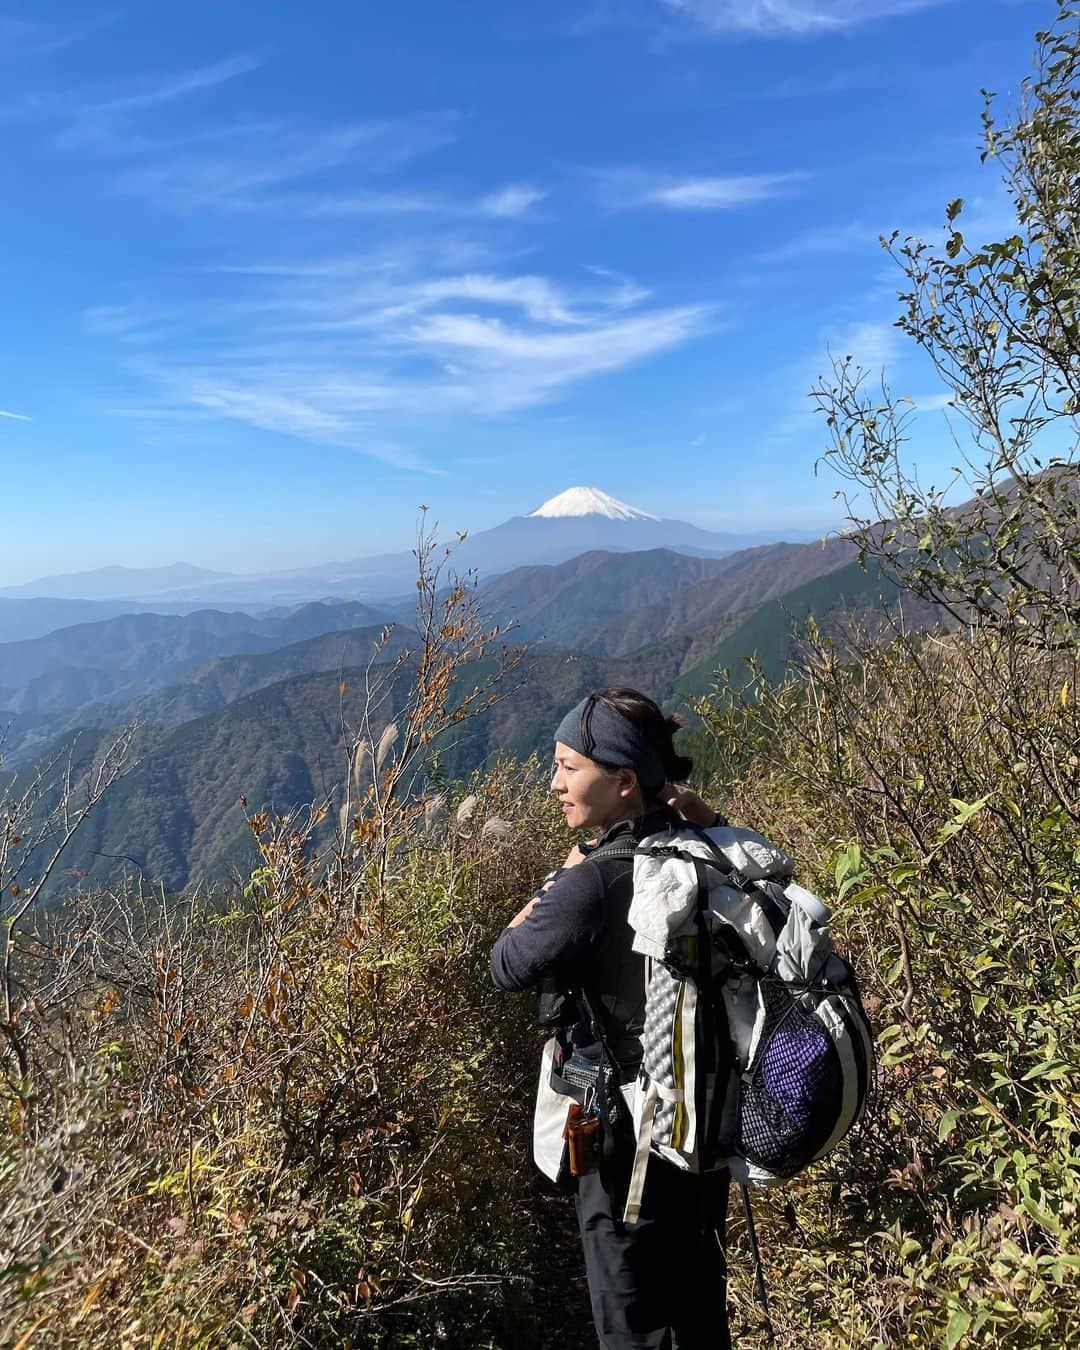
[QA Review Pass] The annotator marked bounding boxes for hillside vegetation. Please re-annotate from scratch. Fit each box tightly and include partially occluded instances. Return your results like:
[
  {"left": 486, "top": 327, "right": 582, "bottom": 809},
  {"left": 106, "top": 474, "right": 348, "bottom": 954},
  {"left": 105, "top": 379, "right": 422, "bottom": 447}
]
[{"left": 2, "top": 10, "right": 1079, "bottom": 1347}]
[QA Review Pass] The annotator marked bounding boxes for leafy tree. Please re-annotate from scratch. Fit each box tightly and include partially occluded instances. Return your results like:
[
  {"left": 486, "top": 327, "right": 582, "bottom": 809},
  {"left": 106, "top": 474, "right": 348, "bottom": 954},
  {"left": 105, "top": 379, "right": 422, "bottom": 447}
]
[
  {"left": 813, "top": 0, "right": 1080, "bottom": 646},
  {"left": 684, "top": 9, "right": 1080, "bottom": 1345}
]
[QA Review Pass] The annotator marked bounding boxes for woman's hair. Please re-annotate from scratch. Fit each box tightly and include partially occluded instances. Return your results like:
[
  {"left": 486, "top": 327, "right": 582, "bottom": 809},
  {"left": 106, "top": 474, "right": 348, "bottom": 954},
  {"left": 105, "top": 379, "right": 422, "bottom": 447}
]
[{"left": 581, "top": 687, "right": 693, "bottom": 788}]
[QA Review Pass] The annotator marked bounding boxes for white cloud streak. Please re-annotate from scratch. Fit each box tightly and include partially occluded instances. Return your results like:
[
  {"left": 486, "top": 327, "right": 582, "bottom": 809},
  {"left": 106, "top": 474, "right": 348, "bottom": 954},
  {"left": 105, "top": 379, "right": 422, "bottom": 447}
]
[
  {"left": 478, "top": 183, "right": 547, "bottom": 218},
  {"left": 2, "top": 53, "right": 458, "bottom": 216},
  {"left": 825, "top": 319, "right": 901, "bottom": 371},
  {"left": 0, "top": 11, "right": 117, "bottom": 55},
  {"left": 588, "top": 166, "right": 805, "bottom": 211},
  {"left": 89, "top": 256, "right": 712, "bottom": 456},
  {"left": 408, "top": 304, "right": 709, "bottom": 410},
  {"left": 86, "top": 52, "right": 262, "bottom": 114},
  {"left": 660, "top": 0, "right": 952, "bottom": 37},
  {"left": 649, "top": 173, "right": 805, "bottom": 209},
  {"left": 0, "top": 408, "right": 31, "bottom": 421},
  {"left": 908, "top": 391, "right": 954, "bottom": 412},
  {"left": 1, "top": 52, "right": 261, "bottom": 138},
  {"left": 117, "top": 117, "right": 455, "bottom": 212},
  {"left": 292, "top": 180, "right": 547, "bottom": 222}
]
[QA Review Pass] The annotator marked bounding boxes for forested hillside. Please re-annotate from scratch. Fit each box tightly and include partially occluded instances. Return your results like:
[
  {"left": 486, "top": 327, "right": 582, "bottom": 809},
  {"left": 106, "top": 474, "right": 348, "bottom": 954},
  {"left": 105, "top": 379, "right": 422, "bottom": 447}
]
[
  {"left": 0, "top": 601, "right": 390, "bottom": 714},
  {"left": 1, "top": 10, "right": 1078, "bottom": 1348},
  {"left": 9, "top": 558, "right": 923, "bottom": 895},
  {"left": 474, "top": 537, "right": 855, "bottom": 650},
  {"left": 0, "top": 538, "right": 854, "bottom": 773}
]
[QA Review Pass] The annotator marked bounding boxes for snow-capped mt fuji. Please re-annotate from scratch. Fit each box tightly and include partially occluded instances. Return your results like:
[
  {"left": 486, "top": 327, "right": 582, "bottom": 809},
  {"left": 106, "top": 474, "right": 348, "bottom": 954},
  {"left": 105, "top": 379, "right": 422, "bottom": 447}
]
[
  {"left": 300, "top": 485, "right": 796, "bottom": 599},
  {"left": 27, "top": 487, "right": 815, "bottom": 606},
  {"left": 528, "top": 487, "right": 659, "bottom": 522}
]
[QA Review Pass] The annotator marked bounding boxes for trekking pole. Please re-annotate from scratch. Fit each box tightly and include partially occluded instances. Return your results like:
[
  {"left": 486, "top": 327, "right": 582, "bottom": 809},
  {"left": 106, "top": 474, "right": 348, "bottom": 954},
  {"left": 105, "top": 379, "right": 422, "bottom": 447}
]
[{"left": 740, "top": 1183, "right": 776, "bottom": 1346}]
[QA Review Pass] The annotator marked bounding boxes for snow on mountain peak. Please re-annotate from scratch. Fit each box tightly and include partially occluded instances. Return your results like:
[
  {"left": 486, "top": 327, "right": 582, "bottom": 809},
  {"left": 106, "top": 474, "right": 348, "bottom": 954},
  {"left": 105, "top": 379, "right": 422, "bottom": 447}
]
[{"left": 527, "top": 486, "right": 659, "bottom": 522}]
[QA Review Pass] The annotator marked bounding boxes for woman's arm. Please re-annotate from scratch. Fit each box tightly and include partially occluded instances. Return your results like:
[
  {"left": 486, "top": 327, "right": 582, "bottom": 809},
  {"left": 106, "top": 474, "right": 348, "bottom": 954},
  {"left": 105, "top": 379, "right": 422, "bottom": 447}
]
[
  {"left": 506, "top": 843, "right": 589, "bottom": 927},
  {"left": 490, "top": 851, "right": 605, "bottom": 992}
]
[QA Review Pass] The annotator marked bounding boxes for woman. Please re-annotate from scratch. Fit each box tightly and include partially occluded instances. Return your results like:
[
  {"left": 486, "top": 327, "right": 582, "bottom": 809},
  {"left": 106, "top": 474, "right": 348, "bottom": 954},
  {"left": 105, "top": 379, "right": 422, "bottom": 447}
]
[{"left": 490, "top": 688, "right": 732, "bottom": 1350}]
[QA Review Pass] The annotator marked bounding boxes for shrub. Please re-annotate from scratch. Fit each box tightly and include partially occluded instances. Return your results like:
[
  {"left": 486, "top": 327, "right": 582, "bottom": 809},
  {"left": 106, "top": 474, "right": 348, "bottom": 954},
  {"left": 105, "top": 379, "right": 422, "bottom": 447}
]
[{"left": 0, "top": 760, "right": 584, "bottom": 1347}]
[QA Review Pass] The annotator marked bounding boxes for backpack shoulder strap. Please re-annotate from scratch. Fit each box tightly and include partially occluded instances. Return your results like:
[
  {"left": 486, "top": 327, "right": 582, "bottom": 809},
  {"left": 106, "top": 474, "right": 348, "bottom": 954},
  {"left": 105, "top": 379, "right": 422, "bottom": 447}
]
[{"left": 580, "top": 835, "right": 639, "bottom": 863}]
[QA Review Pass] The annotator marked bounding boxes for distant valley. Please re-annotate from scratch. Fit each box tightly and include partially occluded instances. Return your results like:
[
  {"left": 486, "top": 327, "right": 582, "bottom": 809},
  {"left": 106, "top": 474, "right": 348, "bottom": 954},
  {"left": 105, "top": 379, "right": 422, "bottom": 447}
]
[{"left": 1, "top": 489, "right": 934, "bottom": 895}]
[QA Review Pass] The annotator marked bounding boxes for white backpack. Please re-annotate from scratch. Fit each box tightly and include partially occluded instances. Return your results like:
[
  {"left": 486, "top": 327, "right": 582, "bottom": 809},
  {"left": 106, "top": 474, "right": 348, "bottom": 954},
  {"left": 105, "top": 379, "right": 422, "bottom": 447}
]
[{"left": 605, "top": 823, "right": 874, "bottom": 1224}]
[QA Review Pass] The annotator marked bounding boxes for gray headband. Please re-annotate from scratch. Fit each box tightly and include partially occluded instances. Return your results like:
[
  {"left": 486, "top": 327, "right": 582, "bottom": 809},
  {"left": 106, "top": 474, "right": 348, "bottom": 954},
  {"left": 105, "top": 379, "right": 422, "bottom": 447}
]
[{"left": 554, "top": 694, "right": 667, "bottom": 795}]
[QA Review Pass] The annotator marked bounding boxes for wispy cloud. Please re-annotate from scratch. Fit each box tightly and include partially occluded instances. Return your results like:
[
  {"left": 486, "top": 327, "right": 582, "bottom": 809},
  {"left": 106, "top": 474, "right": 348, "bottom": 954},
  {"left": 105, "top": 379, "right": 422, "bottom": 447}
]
[
  {"left": 650, "top": 173, "right": 805, "bottom": 209},
  {"left": 208, "top": 234, "right": 496, "bottom": 280},
  {"left": 589, "top": 166, "right": 805, "bottom": 210},
  {"left": 761, "top": 219, "right": 880, "bottom": 262},
  {"left": 477, "top": 183, "right": 547, "bottom": 218},
  {"left": 293, "top": 179, "right": 546, "bottom": 222},
  {"left": 0, "top": 11, "right": 117, "bottom": 56},
  {"left": 760, "top": 316, "right": 902, "bottom": 445},
  {"left": 572, "top": 0, "right": 949, "bottom": 40},
  {"left": 0, "top": 408, "right": 31, "bottom": 421},
  {"left": 84, "top": 52, "right": 261, "bottom": 115},
  {"left": 908, "top": 391, "right": 954, "bottom": 412},
  {"left": 408, "top": 303, "right": 709, "bottom": 410},
  {"left": 825, "top": 319, "right": 901, "bottom": 371},
  {"left": 88, "top": 255, "right": 712, "bottom": 453},
  {"left": 376, "top": 273, "right": 596, "bottom": 326},
  {"left": 2, "top": 52, "right": 458, "bottom": 216},
  {"left": 660, "top": 0, "right": 952, "bottom": 37},
  {"left": 1, "top": 52, "right": 261, "bottom": 142},
  {"left": 116, "top": 116, "right": 454, "bottom": 212}
]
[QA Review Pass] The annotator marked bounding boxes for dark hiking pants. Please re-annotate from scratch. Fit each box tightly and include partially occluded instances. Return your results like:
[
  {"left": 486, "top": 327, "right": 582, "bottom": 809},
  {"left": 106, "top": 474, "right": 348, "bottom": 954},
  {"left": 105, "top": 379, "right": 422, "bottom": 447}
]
[{"left": 574, "top": 1151, "right": 731, "bottom": 1350}]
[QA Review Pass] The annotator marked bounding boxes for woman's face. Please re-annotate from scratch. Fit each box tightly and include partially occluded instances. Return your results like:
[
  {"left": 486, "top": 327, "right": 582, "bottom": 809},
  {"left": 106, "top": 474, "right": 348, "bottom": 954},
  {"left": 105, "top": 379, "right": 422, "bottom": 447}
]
[{"left": 551, "top": 741, "right": 642, "bottom": 832}]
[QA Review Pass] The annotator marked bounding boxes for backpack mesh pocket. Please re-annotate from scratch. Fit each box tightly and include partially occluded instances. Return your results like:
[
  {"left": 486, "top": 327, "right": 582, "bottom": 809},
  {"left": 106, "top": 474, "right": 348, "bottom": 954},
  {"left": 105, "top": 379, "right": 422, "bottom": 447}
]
[{"left": 737, "top": 978, "right": 842, "bottom": 1176}]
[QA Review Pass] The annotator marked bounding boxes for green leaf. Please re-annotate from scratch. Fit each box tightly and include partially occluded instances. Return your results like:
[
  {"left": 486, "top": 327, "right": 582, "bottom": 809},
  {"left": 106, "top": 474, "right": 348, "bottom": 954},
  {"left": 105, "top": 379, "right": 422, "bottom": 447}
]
[
  {"left": 949, "top": 795, "right": 990, "bottom": 823},
  {"left": 946, "top": 197, "right": 964, "bottom": 222},
  {"left": 1022, "top": 1059, "right": 1066, "bottom": 1081},
  {"left": 944, "top": 1307, "right": 972, "bottom": 1349},
  {"left": 835, "top": 842, "right": 862, "bottom": 888},
  {"left": 938, "top": 1108, "right": 960, "bottom": 1142}
]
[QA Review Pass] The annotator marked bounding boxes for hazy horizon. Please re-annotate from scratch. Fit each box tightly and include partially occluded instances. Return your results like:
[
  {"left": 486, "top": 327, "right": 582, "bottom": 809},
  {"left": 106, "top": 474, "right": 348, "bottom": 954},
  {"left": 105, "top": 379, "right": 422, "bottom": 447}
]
[{"left": 0, "top": 484, "right": 839, "bottom": 590}]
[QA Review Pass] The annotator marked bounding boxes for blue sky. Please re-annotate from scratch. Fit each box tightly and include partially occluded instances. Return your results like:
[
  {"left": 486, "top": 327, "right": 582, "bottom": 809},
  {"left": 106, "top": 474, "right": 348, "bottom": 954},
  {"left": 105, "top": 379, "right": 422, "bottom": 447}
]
[{"left": 0, "top": 0, "right": 1045, "bottom": 583}]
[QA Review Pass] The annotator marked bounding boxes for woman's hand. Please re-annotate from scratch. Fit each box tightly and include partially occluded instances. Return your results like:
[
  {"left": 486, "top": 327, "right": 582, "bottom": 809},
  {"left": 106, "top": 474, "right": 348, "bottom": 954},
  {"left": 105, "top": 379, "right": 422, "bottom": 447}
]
[
  {"left": 661, "top": 782, "right": 718, "bottom": 828},
  {"left": 506, "top": 840, "right": 596, "bottom": 928},
  {"left": 563, "top": 842, "right": 592, "bottom": 868},
  {"left": 508, "top": 895, "right": 540, "bottom": 928}
]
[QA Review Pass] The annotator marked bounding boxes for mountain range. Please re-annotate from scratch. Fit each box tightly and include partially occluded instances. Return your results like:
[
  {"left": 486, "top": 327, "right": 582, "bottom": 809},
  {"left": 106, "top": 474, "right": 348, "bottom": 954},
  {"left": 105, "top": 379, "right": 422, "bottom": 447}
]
[
  {"left": 1, "top": 488, "right": 827, "bottom": 607},
  {"left": 0, "top": 596, "right": 246, "bottom": 645},
  {"left": 476, "top": 537, "right": 858, "bottom": 653},
  {"left": 30, "top": 549, "right": 933, "bottom": 897},
  {"left": 0, "top": 563, "right": 236, "bottom": 602},
  {"left": 0, "top": 602, "right": 390, "bottom": 714},
  {"left": 1, "top": 486, "right": 931, "bottom": 896}
]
